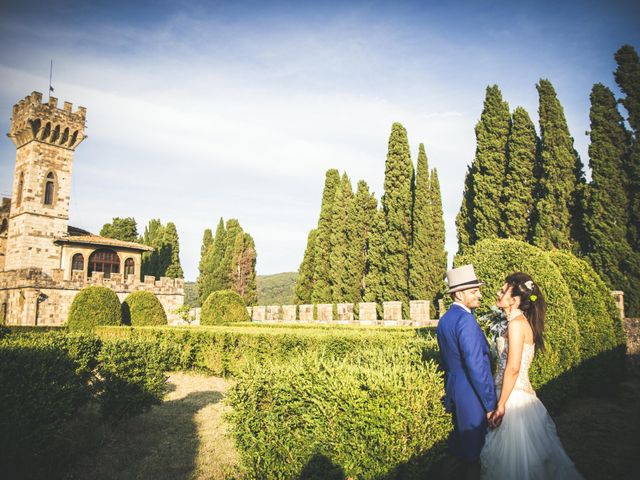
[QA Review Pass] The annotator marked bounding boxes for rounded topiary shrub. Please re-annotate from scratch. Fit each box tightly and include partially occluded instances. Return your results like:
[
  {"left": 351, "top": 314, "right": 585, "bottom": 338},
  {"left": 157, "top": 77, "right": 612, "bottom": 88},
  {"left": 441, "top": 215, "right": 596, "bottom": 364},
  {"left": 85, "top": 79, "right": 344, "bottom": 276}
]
[
  {"left": 455, "top": 239, "right": 581, "bottom": 408},
  {"left": 122, "top": 291, "right": 167, "bottom": 326},
  {"left": 201, "top": 290, "right": 250, "bottom": 326},
  {"left": 67, "top": 286, "right": 122, "bottom": 331},
  {"left": 545, "top": 250, "right": 626, "bottom": 393}
]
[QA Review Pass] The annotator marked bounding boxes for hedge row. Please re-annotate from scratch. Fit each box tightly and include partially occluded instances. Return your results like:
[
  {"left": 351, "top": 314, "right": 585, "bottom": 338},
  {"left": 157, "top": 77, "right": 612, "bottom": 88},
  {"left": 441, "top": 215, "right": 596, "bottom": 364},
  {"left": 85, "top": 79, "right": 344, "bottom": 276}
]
[{"left": 0, "top": 330, "right": 166, "bottom": 478}]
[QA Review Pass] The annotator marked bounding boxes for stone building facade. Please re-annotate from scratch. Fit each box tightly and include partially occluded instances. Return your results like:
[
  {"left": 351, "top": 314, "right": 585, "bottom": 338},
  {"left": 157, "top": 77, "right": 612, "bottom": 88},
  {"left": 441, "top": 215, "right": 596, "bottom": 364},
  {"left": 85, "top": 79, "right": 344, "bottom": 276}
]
[{"left": 0, "top": 91, "right": 184, "bottom": 326}]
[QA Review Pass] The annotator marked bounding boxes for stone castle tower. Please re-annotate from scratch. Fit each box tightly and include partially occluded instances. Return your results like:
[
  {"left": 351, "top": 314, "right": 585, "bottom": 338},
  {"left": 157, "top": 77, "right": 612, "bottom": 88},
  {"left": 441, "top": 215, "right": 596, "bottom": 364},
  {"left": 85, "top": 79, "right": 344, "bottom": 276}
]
[{"left": 4, "top": 91, "right": 86, "bottom": 271}]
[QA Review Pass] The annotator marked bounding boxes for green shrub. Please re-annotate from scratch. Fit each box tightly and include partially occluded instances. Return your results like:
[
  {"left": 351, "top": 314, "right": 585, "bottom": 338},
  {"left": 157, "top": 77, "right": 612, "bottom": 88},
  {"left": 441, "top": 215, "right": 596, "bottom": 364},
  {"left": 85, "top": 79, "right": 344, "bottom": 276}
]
[
  {"left": 227, "top": 347, "right": 450, "bottom": 479},
  {"left": 122, "top": 290, "right": 167, "bottom": 326},
  {"left": 456, "top": 239, "right": 581, "bottom": 408},
  {"left": 201, "top": 290, "right": 250, "bottom": 325},
  {"left": 545, "top": 251, "right": 626, "bottom": 392},
  {"left": 96, "top": 338, "right": 167, "bottom": 420},
  {"left": 0, "top": 338, "right": 91, "bottom": 477},
  {"left": 67, "top": 286, "right": 122, "bottom": 330}
]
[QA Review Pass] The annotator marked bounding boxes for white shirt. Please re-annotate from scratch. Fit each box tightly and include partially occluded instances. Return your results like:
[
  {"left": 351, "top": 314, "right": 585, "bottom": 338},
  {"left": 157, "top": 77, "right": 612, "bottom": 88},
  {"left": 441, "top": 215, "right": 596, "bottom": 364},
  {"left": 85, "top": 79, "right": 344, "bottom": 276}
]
[{"left": 453, "top": 301, "right": 471, "bottom": 313}]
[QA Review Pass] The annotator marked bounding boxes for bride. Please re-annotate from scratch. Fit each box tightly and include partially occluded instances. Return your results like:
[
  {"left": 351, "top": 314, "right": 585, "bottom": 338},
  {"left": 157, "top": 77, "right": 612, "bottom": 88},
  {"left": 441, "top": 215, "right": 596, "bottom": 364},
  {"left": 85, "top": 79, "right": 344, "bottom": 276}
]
[{"left": 480, "top": 272, "right": 583, "bottom": 479}]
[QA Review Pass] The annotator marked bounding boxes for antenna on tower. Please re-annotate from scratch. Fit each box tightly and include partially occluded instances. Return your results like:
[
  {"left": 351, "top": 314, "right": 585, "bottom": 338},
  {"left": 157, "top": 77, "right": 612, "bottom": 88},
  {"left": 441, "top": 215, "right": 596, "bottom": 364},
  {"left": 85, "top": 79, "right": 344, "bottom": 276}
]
[{"left": 48, "top": 60, "right": 54, "bottom": 98}]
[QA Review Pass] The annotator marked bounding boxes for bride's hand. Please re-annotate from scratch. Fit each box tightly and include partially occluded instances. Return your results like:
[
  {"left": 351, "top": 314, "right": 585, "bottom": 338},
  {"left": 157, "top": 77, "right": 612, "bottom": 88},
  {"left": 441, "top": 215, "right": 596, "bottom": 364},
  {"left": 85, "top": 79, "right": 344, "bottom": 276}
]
[{"left": 491, "top": 404, "right": 505, "bottom": 428}]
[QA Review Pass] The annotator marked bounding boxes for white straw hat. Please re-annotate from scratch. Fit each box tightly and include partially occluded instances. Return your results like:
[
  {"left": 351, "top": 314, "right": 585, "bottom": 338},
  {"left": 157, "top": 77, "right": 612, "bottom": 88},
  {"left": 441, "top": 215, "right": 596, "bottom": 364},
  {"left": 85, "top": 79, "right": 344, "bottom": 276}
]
[{"left": 446, "top": 264, "right": 484, "bottom": 293}]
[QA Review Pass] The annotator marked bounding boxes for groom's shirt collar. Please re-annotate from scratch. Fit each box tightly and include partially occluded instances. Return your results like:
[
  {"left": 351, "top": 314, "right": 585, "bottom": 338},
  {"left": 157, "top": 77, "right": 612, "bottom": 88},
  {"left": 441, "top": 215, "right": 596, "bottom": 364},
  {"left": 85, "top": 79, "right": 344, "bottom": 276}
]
[{"left": 452, "top": 302, "right": 471, "bottom": 313}]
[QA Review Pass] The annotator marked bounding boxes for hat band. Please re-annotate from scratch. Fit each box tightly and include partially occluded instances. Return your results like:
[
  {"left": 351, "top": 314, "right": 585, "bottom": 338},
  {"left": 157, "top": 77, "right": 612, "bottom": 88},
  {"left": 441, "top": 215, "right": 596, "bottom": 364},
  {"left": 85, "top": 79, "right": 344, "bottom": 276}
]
[{"left": 449, "top": 278, "right": 481, "bottom": 289}]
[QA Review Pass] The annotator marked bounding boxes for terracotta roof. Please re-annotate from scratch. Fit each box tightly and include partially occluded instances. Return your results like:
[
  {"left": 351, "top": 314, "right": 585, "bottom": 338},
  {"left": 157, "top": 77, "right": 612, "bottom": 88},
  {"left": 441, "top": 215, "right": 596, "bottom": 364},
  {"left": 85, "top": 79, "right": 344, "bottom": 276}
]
[{"left": 55, "top": 234, "right": 154, "bottom": 251}]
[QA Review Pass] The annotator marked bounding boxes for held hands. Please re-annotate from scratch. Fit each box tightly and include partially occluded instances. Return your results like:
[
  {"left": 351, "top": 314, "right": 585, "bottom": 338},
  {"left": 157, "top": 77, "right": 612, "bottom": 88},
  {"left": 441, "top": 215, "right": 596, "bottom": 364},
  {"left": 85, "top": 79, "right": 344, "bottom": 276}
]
[{"left": 487, "top": 405, "right": 505, "bottom": 429}]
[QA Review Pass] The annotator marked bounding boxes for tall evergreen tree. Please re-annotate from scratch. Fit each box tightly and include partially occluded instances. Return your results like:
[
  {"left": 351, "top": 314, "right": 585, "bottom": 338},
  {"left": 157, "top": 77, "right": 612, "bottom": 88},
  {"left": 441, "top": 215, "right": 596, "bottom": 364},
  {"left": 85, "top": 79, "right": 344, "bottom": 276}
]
[
  {"left": 585, "top": 83, "right": 640, "bottom": 316},
  {"left": 229, "top": 232, "right": 258, "bottom": 305},
  {"left": 329, "top": 173, "right": 354, "bottom": 301},
  {"left": 294, "top": 229, "right": 317, "bottom": 304},
  {"left": 198, "top": 218, "right": 226, "bottom": 304},
  {"left": 429, "top": 168, "right": 448, "bottom": 302},
  {"left": 501, "top": 107, "right": 538, "bottom": 241},
  {"left": 100, "top": 217, "right": 138, "bottom": 242},
  {"left": 312, "top": 169, "right": 340, "bottom": 303},
  {"left": 614, "top": 44, "right": 640, "bottom": 250},
  {"left": 381, "top": 122, "right": 414, "bottom": 311},
  {"left": 409, "top": 144, "right": 433, "bottom": 301},
  {"left": 455, "top": 165, "right": 475, "bottom": 252},
  {"left": 471, "top": 85, "right": 511, "bottom": 242},
  {"left": 141, "top": 219, "right": 164, "bottom": 278},
  {"left": 345, "top": 181, "right": 378, "bottom": 304},
  {"left": 363, "top": 208, "right": 386, "bottom": 316},
  {"left": 163, "top": 222, "right": 184, "bottom": 278},
  {"left": 532, "top": 79, "right": 586, "bottom": 251},
  {"left": 220, "top": 219, "right": 243, "bottom": 291}
]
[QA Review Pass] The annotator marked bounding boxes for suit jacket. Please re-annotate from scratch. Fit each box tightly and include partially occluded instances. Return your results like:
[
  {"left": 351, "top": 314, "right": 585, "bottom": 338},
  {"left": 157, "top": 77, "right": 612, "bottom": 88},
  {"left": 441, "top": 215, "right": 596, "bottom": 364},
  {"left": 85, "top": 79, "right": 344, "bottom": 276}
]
[{"left": 437, "top": 303, "right": 496, "bottom": 461}]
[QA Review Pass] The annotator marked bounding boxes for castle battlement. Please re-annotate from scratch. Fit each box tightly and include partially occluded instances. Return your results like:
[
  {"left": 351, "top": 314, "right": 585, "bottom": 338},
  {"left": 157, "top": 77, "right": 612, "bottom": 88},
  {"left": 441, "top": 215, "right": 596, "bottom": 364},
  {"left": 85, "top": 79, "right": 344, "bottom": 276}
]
[{"left": 8, "top": 91, "right": 87, "bottom": 150}]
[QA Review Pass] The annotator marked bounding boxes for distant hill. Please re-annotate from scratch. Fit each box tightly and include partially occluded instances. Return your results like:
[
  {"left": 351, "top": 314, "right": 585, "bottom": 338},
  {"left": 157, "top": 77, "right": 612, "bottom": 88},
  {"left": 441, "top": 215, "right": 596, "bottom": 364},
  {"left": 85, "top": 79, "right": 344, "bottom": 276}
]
[
  {"left": 183, "top": 272, "right": 298, "bottom": 307},
  {"left": 257, "top": 272, "right": 298, "bottom": 305}
]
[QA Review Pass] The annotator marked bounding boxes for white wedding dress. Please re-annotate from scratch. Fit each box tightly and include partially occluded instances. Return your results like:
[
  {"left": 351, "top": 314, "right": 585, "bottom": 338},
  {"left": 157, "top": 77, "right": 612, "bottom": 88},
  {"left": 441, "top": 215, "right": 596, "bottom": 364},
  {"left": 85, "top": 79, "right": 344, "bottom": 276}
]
[{"left": 480, "top": 334, "right": 584, "bottom": 479}]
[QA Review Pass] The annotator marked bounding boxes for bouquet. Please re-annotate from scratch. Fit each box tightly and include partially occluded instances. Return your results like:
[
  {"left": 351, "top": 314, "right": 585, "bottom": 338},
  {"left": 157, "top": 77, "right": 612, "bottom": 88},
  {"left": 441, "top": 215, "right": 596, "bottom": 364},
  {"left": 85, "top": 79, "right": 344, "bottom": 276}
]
[{"left": 479, "top": 306, "right": 507, "bottom": 346}]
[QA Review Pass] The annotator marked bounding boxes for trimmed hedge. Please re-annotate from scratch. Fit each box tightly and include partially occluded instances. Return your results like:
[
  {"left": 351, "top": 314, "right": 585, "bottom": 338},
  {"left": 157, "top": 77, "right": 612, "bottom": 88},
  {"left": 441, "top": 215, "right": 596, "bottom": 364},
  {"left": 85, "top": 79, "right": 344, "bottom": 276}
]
[
  {"left": 122, "top": 290, "right": 167, "bottom": 326},
  {"left": 227, "top": 347, "right": 450, "bottom": 479},
  {"left": 67, "top": 285, "right": 122, "bottom": 330},
  {"left": 456, "top": 239, "right": 581, "bottom": 408},
  {"left": 201, "top": 290, "right": 250, "bottom": 325}
]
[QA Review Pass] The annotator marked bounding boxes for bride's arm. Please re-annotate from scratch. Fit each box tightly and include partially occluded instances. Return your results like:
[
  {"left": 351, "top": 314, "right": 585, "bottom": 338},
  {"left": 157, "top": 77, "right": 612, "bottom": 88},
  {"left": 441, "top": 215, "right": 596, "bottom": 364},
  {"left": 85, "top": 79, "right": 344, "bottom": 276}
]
[{"left": 494, "top": 319, "right": 526, "bottom": 420}]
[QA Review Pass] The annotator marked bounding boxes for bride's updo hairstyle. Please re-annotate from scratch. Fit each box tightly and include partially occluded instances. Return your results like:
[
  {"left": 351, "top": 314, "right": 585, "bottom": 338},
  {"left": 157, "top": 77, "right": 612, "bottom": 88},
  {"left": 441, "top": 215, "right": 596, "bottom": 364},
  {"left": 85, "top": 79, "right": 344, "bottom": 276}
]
[{"left": 505, "top": 272, "right": 546, "bottom": 352}]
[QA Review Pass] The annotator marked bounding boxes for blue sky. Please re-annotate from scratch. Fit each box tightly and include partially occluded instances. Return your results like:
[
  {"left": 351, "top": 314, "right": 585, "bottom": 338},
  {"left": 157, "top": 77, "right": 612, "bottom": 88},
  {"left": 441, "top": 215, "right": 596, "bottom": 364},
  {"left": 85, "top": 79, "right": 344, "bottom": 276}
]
[{"left": 1, "top": 0, "right": 638, "bottom": 280}]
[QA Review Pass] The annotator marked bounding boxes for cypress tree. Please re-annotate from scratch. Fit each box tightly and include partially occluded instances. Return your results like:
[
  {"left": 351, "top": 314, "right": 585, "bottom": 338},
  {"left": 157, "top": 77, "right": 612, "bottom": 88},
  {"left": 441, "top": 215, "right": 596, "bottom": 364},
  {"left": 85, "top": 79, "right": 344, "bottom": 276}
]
[
  {"left": 312, "top": 169, "right": 340, "bottom": 303},
  {"left": 229, "top": 232, "right": 257, "bottom": 305},
  {"left": 345, "top": 181, "right": 378, "bottom": 305},
  {"left": 329, "top": 173, "right": 354, "bottom": 302},
  {"left": 429, "top": 168, "right": 447, "bottom": 303},
  {"left": 501, "top": 107, "right": 538, "bottom": 241},
  {"left": 294, "top": 229, "right": 317, "bottom": 304},
  {"left": 381, "top": 122, "right": 414, "bottom": 312},
  {"left": 532, "top": 79, "right": 586, "bottom": 251},
  {"left": 585, "top": 83, "right": 640, "bottom": 316},
  {"left": 455, "top": 165, "right": 475, "bottom": 252},
  {"left": 163, "top": 222, "right": 184, "bottom": 278},
  {"left": 198, "top": 218, "right": 226, "bottom": 304},
  {"left": 614, "top": 45, "right": 640, "bottom": 250},
  {"left": 409, "top": 144, "right": 432, "bottom": 301},
  {"left": 363, "top": 208, "right": 386, "bottom": 316},
  {"left": 197, "top": 228, "right": 213, "bottom": 300},
  {"left": 471, "top": 85, "right": 511, "bottom": 242},
  {"left": 141, "top": 219, "right": 164, "bottom": 278},
  {"left": 221, "top": 219, "right": 243, "bottom": 291}
]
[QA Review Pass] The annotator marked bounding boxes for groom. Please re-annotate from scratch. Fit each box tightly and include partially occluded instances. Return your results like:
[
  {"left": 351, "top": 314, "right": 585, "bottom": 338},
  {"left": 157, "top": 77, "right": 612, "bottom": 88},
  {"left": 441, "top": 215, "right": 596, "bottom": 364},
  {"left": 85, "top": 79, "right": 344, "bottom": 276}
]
[{"left": 436, "top": 264, "right": 496, "bottom": 480}]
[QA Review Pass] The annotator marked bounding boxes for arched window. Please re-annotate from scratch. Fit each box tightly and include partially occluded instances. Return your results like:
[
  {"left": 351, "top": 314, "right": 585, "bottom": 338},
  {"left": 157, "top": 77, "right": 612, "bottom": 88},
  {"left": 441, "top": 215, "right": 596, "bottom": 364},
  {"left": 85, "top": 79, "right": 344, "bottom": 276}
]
[
  {"left": 44, "top": 172, "right": 56, "bottom": 205},
  {"left": 88, "top": 249, "right": 120, "bottom": 278},
  {"left": 16, "top": 172, "right": 24, "bottom": 207},
  {"left": 72, "top": 253, "right": 84, "bottom": 271},
  {"left": 124, "top": 258, "right": 135, "bottom": 278}
]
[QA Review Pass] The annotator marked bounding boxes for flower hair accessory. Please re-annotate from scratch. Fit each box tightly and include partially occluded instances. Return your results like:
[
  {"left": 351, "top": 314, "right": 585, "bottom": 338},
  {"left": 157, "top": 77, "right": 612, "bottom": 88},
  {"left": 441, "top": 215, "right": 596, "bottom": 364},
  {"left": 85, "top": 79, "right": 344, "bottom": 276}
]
[
  {"left": 530, "top": 294, "right": 538, "bottom": 302},
  {"left": 524, "top": 280, "right": 534, "bottom": 290}
]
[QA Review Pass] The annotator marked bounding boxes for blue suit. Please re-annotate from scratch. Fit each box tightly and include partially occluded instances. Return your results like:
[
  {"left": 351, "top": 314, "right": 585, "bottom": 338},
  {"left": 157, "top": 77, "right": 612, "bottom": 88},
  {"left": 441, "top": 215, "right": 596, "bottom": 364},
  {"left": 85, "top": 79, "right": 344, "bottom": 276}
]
[{"left": 437, "top": 304, "right": 496, "bottom": 461}]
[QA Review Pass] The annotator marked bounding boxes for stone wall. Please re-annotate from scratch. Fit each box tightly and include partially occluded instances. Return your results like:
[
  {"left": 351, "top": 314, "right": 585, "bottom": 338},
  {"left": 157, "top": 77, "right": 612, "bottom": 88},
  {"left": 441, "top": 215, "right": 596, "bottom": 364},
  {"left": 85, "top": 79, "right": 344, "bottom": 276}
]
[
  {"left": 0, "top": 268, "right": 184, "bottom": 325},
  {"left": 624, "top": 317, "right": 640, "bottom": 373}
]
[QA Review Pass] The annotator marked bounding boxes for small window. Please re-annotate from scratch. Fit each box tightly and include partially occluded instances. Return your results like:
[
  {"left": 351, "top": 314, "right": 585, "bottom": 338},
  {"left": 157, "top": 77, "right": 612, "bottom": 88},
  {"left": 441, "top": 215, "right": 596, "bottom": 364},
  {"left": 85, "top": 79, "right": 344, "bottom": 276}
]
[
  {"left": 72, "top": 253, "right": 84, "bottom": 271},
  {"left": 44, "top": 172, "right": 55, "bottom": 205},
  {"left": 124, "top": 258, "right": 135, "bottom": 278},
  {"left": 16, "top": 172, "right": 24, "bottom": 207}
]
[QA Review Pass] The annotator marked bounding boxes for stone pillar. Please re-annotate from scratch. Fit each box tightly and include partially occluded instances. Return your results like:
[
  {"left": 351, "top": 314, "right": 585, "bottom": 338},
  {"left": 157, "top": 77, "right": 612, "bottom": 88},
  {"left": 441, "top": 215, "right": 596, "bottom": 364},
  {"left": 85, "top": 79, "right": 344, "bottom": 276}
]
[
  {"left": 383, "top": 301, "right": 403, "bottom": 325},
  {"left": 359, "top": 302, "right": 377, "bottom": 325},
  {"left": 299, "top": 304, "right": 314, "bottom": 322},
  {"left": 251, "top": 306, "right": 266, "bottom": 321},
  {"left": 282, "top": 304, "right": 297, "bottom": 322},
  {"left": 336, "top": 303, "right": 353, "bottom": 322},
  {"left": 410, "top": 300, "right": 430, "bottom": 325},
  {"left": 246, "top": 306, "right": 252, "bottom": 318},
  {"left": 611, "top": 291, "right": 625, "bottom": 319},
  {"left": 266, "top": 305, "right": 281, "bottom": 321},
  {"left": 317, "top": 304, "right": 333, "bottom": 322}
]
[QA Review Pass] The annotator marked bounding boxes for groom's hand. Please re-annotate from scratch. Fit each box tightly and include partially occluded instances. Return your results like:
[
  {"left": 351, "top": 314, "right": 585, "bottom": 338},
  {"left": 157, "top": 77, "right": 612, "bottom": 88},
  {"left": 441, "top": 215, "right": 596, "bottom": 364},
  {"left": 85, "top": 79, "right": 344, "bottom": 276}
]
[{"left": 486, "top": 410, "right": 496, "bottom": 429}]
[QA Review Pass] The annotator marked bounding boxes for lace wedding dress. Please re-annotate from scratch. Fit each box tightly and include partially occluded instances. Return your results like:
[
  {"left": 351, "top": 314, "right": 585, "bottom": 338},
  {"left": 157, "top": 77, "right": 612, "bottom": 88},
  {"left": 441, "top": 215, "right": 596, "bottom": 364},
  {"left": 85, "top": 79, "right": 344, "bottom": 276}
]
[{"left": 480, "top": 333, "right": 584, "bottom": 479}]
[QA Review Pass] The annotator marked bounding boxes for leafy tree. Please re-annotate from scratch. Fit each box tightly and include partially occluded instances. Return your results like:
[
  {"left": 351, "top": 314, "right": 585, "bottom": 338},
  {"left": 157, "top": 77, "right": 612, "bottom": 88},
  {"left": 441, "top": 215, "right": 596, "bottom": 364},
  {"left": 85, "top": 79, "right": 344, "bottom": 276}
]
[
  {"left": 312, "top": 169, "right": 340, "bottom": 303},
  {"left": 100, "top": 217, "right": 138, "bottom": 242},
  {"left": 532, "top": 79, "right": 586, "bottom": 251},
  {"left": 614, "top": 44, "right": 640, "bottom": 251},
  {"left": 294, "top": 229, "right": 317, "bottom": 304},
  {"left": 501, "top": 106, "right": 538, "bottom": 241},
  {"left": 345, "top": 180, "right": 378, "bottom": 305},
  {"left": 329, "top": 173, "right": 354, "bottom": 302},
  {"left": 381, "top": 122, "right": 414, "bottom": 312},
  {"left": 585, "top": 83, "right": 640, "bottom": 316}
]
